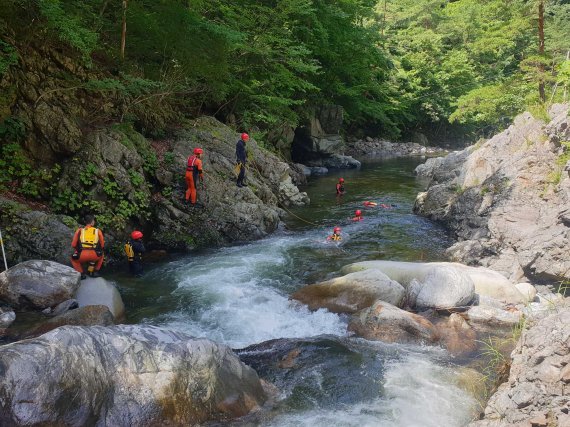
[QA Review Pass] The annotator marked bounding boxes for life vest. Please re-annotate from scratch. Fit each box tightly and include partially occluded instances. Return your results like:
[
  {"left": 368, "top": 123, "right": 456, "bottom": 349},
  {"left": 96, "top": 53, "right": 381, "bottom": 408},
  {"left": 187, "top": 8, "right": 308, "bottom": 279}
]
[
  {"left": 79, "top": 227, "right": 99, "bottom": 250},
  {"left": 331, "top": 234, "right": 342, "bottom": 241},
  {"left": 124, "top": 241, "right": 134, "bottom": 261},
  {"left": 186, "top": 155, "right": 198, "bottom": 171}
]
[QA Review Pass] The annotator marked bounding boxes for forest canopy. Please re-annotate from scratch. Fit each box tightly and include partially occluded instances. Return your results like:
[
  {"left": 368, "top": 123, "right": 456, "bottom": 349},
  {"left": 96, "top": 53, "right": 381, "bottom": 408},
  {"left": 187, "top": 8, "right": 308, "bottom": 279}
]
[{"left": 1, "top": 0, "right": 569, "bottom": 143}]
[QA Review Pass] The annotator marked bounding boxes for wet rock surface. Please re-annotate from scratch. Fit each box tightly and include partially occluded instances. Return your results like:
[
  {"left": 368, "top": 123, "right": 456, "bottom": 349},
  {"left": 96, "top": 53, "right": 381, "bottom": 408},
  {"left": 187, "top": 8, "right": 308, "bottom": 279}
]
[{"left": 0, "top": 325, "right": 267, "bottom": 426}]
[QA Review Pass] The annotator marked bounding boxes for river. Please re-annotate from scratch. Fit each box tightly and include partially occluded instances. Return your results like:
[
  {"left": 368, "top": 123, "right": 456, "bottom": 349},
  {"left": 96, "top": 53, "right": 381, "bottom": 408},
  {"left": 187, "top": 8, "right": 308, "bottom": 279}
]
[{"left": 116, "top": 157, "right": 478, "bottom": 426}]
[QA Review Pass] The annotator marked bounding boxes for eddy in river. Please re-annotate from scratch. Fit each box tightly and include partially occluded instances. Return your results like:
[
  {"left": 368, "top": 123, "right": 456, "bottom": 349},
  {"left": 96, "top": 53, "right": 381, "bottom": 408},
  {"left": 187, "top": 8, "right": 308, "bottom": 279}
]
[{"left": 327, "top": 226, "right": 342, "bottom": 241}]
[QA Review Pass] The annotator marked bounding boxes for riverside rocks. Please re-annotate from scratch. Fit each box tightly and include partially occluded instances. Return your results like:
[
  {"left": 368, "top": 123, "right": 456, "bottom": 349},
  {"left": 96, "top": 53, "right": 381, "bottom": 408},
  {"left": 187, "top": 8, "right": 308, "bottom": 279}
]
[
  {"left": 0, "top": 325, "right": 267, "bottom": 426},
  {"left": 414, "top": 104, "right": 570, "bottom": 282},
  {"left": 469, "top": 301, "right": 570, "bottom": 427},
  {"left": 407, "top": 265, "right": 475, "bottom": 309},
  {"left": 75, "top": 277, "right": 125, "bottom": 320},
  {"left": 291, "top": 269, "right": 406, "bottom": 313},
  {"left": 346, "top": 137, "right": 445, "bottom": 158},
  {"left": 0, "top": 260, "right": 80, "bottom": 309},
  {"left": 348, "top": 301, "right": 437, "bottom": 345}
]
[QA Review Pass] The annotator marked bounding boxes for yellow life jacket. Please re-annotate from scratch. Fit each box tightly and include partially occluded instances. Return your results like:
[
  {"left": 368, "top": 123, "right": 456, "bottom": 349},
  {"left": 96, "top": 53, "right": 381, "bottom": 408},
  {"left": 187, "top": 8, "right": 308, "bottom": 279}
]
[
  {"left": 331, "top": 234, "right": 342, "bottom": 241},
  {"left": 80, "top": 227, "right": 99, "bottom": 249},
  {"left": 124, "top": 241, "right": 134, "bottom": 261}
]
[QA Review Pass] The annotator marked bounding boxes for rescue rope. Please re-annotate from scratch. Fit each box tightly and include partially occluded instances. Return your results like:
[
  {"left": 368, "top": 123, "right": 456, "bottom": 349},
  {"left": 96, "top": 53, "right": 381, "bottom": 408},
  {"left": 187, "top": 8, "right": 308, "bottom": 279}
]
[{"left": 278, "top": 202, "right": 320, "bottom": 226}]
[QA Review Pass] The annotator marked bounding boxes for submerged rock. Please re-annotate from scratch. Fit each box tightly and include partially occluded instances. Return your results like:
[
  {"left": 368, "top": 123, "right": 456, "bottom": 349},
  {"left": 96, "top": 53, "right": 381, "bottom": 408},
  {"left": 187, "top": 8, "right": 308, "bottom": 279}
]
[
  {"left": 0, "top": 260, "right": 80, "bottom": 309},
  {"left": 0, "top": 325, "right": 267, "bottom": 426},
  {"left": 291, "top": 269, "right": 405, "bottom": 313},
  {"left": 25, "top": 305, "right": 114, "bottom": 338}
]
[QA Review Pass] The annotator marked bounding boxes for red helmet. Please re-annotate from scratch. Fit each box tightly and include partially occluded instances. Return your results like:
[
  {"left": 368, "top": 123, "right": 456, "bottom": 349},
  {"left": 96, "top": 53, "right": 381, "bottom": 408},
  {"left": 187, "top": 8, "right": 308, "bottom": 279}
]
[
  {"left": 355, "top": 210, "right": 362, "bottom": 216},
  {"left": 339, "top": 178, "right": 344, "bottom": 183},
  {"left": 333, "top": 226, "right": 341, "bottom": 233},
  {"left": 193, "top": 147, "right": 203, "bottom": 155},
  {"left": 131, "top": 230, "right": 143, "bottom": 240},
  {"left": 241, "top": 133, "right": 249, "bottom": 141}
]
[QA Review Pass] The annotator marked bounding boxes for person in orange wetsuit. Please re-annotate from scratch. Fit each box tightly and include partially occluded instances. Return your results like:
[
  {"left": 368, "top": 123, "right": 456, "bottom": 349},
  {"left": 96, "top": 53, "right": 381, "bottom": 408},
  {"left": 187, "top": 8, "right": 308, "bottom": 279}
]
[
  {"left": 351, "top": 209, "right": 363, "bottom": 221},
  {"left": 336, "top": 178, "right": 345, "bottom": 195},
  {"left": 70, "top": 215, "right": 105, "bottom": 280},
  {"left": 185, "top": 147, "right": 205, "bottom": 206},
  {"left": 363, "top": 201, "right": 377, "bottom": 207}
]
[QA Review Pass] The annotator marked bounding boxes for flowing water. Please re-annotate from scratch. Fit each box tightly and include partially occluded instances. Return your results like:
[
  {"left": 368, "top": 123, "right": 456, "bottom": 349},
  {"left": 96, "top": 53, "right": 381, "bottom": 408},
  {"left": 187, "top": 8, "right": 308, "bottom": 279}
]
[{"left": 115, "top": 157, "right": 479, "bottom": 426}]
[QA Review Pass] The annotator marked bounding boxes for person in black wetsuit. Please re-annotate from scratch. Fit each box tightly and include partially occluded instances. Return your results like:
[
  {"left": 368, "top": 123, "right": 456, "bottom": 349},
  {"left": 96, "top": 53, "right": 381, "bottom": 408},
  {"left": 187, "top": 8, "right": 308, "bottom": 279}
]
[
  {"left": 236, "top": 132, "right": 249, "bottom": 187},
  {"left": 125, "top": 230, "right": 146, "bottom": 277}
]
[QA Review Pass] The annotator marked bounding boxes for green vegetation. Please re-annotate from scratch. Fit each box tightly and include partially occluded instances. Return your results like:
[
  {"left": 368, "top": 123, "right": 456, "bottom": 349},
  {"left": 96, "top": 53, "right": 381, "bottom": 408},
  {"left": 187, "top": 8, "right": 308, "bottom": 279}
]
[{"left": 1, "top": 0, "right": 566, "bottom": 145}]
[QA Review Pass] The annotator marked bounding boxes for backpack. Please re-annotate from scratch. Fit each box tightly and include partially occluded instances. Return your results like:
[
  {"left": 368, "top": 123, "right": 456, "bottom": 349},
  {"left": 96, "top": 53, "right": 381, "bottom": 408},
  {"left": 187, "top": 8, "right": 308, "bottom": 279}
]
[{"left": 124, "top": 241, "right": 134, "bottom": 261}]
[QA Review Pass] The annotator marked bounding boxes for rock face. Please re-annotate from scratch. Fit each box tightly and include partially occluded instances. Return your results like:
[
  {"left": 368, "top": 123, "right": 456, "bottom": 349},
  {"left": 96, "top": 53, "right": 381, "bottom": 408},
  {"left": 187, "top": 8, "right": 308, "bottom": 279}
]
[
  {"left": 348, "top": 301, "right": 438, "bottom": 345},
  {"left": 0, "top": 306, "right": 16, "bottom": 330},
  {"left": 292, "top": 105, "right": 354, "bottom": 168},
  {"left": 291, "top": 269, "right": 406, "bottom": 313},
  {"left": 469, "top": 302, "right": 570, "bottom": 427},
  {"left": 0, "top": 325, "right": 267, "bottom": 426},
  {"left": 0, "top": 260, "right": 80, "bottom": 309},
  {"left": 414, "top": 105, "right": 570, "bottom": 282}
]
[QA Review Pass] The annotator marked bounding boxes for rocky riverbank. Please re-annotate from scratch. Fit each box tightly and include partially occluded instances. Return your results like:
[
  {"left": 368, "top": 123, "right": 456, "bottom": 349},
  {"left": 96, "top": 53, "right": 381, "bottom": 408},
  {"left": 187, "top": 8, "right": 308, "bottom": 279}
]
[
  {"left": 413, "top": 104, "right": 570, "bottom": 426},
  {"left": 346, "top": 136, "right": 446, "bottom": 159},
  {"left": 414, "top": 104, "right": 570, "bottom": 283}
]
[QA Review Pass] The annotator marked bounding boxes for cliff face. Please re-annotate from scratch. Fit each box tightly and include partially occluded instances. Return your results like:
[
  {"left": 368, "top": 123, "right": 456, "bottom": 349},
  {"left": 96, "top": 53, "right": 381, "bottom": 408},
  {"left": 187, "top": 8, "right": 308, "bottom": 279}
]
[
  {"left": 414, "top": 105, "right": 570, "bottom": 282},
  {"left": 0, "top": 33, "right": 309, "bottom": 266}
]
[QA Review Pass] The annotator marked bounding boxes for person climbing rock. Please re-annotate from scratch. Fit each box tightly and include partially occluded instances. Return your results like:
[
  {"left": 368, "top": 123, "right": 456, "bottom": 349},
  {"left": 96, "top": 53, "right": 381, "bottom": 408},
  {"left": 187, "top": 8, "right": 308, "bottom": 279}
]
[
  {"left": 125, "top": 230, "right": 146, "bottom": 277},
  {"left": 351, "top": 209, "right": 363, "bottom": 221},
  {"left": 336, "top": 178, "right": 345, "bottom": 195},
  {"left": 236, "top": 133, "right": 249, "bottom": 187},
  {"left": 70, "top": 215, "right": 105, "bottom": 279},
  {"left": 327, "top": 226, "right": 342, "bottom": 241},
  {"left": 363, "top": 201, "right": 377, "bottom": 207},
  {"left": 185, "top": 147, "right": 205, "bottom": 206}
]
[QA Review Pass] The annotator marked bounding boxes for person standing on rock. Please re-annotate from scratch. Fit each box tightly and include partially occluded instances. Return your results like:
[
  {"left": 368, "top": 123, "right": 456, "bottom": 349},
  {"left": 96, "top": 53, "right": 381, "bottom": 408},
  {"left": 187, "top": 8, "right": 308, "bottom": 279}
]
[
  {"left": 336, "top": 178, "right": 345, "bottom": 195},
  {"left": 236, "top": 133, "right": 249, "bottom": 187},
  {"left": 185, "top": 147, "right": 205, "bottom": 206},
  {"left": 71, "top": 215, "right": 105, "bottom": 280},
  {"left": 125, "top": 230, "right": 146, "bottom": 277}
]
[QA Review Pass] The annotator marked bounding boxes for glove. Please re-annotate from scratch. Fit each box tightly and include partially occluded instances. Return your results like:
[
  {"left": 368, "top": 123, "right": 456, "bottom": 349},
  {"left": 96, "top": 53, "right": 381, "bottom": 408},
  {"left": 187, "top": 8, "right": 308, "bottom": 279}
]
[{"left": 72, "top": 251, "right": 80, "bottom": 260}]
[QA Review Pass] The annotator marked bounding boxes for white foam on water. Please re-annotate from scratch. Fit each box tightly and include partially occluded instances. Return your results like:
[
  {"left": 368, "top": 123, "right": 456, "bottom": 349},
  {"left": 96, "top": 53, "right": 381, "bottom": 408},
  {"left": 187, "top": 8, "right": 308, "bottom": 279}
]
[
  {"left": 268, "top": 353, "right": 477, "bottom": 427},
  {"left": 155, "top": 236, "right": 347, "bottom": 348}
]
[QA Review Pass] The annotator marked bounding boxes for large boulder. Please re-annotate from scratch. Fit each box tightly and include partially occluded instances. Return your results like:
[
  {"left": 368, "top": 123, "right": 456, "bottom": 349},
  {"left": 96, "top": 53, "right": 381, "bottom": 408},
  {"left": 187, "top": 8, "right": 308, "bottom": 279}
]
[
  {"left": 0, "top": 325, "right": 267, "bottom": 426},
  {"left": 291, "top": 269, "right": 405, "bottom": 313},
  {"left": 342, "top": 260, "right": 521, "bottom": 305},
  {"left": 0, "top": 306, "right": 15, "bottom": 331},
  {"left": 348, "top": 301, "right": 437, "bottom": 345},
  {"left": 75, "top": 277, "right": 125, "bottom": 320},
  {"left": 407, "top": 266, "right": 475, "bottom": 309},
  {"left": 0, "top": 260, "right": 80, "bottom": 309}
]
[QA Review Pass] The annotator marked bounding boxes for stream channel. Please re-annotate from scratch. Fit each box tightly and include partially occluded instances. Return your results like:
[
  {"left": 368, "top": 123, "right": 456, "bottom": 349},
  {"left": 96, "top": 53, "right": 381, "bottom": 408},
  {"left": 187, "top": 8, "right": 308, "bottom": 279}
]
[{"left": 115, "top": 157, "right": 480, "bottom": 426}]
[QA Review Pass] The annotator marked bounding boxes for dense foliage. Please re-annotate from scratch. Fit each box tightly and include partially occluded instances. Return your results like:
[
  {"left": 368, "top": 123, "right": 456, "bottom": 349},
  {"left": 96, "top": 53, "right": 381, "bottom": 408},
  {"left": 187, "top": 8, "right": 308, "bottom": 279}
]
[{"left": 1, "top": 0, "right": 569, "bottom": 142}]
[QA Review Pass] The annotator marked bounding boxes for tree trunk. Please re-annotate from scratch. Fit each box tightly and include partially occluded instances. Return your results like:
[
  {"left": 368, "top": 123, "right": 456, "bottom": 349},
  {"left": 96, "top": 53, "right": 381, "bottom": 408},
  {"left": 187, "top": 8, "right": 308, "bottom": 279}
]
[
  {"left": 538, "top": 0, "right": 545, "bottom": 103},
  {"left": 121, "top": 0, "right": 128, "bottom": 60}
]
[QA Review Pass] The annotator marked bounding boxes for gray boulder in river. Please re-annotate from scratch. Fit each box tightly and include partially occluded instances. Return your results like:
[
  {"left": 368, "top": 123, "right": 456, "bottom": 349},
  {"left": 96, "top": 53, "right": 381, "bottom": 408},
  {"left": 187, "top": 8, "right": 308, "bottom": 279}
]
[
  {"left": 0, "top": 260, "right": 80, "bottom": 309},
  {"left": 0, "top": 325, "right": 267, "bottom": 426},
  {"left": 414, "top": 104, "right": 570, "bottom": 282}
]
